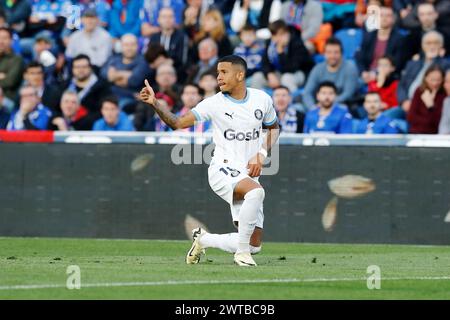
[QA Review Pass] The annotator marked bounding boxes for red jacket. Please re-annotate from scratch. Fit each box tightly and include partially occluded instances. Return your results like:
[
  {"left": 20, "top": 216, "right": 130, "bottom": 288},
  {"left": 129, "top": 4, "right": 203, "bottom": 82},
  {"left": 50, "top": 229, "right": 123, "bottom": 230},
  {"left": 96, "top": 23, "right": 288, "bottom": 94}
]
[
  {"left": 368, "top": 78, "right": 399, "bottom": 109},
  {"left": 407, "top": 87, "right": 446, "bottom": 134}
]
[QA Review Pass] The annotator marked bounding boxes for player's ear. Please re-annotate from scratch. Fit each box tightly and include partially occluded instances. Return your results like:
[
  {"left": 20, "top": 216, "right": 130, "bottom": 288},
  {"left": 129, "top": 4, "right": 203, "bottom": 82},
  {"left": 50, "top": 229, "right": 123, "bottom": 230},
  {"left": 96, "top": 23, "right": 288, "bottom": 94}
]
[{"left": 237, "top": 71, "right": 245, "bottom": 82}]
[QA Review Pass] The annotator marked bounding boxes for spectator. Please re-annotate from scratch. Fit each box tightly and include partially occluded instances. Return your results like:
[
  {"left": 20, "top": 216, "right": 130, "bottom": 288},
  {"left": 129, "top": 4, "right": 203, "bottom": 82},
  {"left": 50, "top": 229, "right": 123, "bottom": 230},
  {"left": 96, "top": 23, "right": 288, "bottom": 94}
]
[
  {"left": 93, "top": 95, "right": 135, "bottom": 131},
  {"left": 31, "top": 34, "right": 57, "bottom": 83},
  {"left": 0, "top": 86, "right": 10, "bottom": 128},
  {"left": 438, "top": 69, "right": 450, "bottom": 134},
  {"left": 101, "top": 34, "right": 149, "bottom": 108},
  {"left": 355, "top": 92, "right": 399, "bottom": 134},
  {"left": 65, "top": 8, "right": 113, "bottom": 69},
  {"left": 280, "top": 0, "right": 324, "bottom": 53},
  {"left": 0, "top": 27, "right": 23, "bottom": 101},
  {"left": 302, "top": 38, "right": 359, "bottom": 110},
  {"left": 407, "top": 64, "right": 446, "bottom": 134},
  {"left": 186, "top": 37, "right": 218, "bottom": 85},
  {"left": 23, "top": 0, "right": 70, "bottom": 38},
  {"left": 367, "top": 55, "right": 399, "bottom": 110},
  {"left": 304, "top": 81, "right": 353, "bottom": 133},
  {"left": 109, "top": 0, "right": 142, "bottom": 42},
  {"left": 0, "top": 0, "right": 31, "bottom": 34},
  {"left": 182, "top": 0, "right": 202, "bottom": 41},
  {"left": 140, "top": 0, "right": 185, "bottom": 37},
  {"left": 147, "top": 7, "right": 189, "bottom": 77},
  {"left": 154, "top": 62, "right": 180, "bottom": 107},
  {"left": 398, "top": 0, "right": 450, "bottom": 32},
  {"left": 258, "top": 20, "right": 313, "bottom": 92},
  {"left": 355, "top": 0, "right": 388, "bottom": 29},
  {"left": 233, "top": 24, "right": 266, "bottom": 86},
  {"left": 407, "top": 2, "right": 450, "bottom": 58},
  {"left": 6, "top": 84, "right": 52, "bottom": 130},
  {"left": 0, "top": 8, "right": 21, "bottom": 54},
  {"left": 176, "top": 84, "right": 210, "bottom": 132},
  {"left": 273, "top": 85, "right": 304, "bottom": 133},
  {"left": 77, "top": 0, "right": 111, "bottom": 28},
  {"left": 23, "top": 61, "right": 61, "bottom": 111},
  {"left": 357, "top": 5, "right": 408, "bottom": 79},
  {"left": 143, "top": 43, "right": 173, "bottom": 86},
  {"left": 198, "top": 71, "right": 218, "bottom": 98},
  {"left": 397, "top": 31, "right": 449, "bottom": 116},
  {"left": 230, "top": 0, "right": 280, "bottom": 36},
  {"left": 320, "top": 0, "right": 357, "bottom": 31},
  {"left": 191, "top": 9, "right": 233, "bottom": 62},
  {"left": 65, "top": 54, "right": 111, "bottom": 127},
  {"left": 49, "top": 90, "right": 91, "bottom": 131}
]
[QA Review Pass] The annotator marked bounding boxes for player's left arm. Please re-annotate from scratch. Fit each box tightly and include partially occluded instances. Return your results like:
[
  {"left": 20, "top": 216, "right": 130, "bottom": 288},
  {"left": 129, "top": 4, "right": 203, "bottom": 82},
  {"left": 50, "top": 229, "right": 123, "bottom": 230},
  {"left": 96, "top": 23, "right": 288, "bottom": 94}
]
[{"left": 247, "top": 121, "right": 280, "bottom": 178}]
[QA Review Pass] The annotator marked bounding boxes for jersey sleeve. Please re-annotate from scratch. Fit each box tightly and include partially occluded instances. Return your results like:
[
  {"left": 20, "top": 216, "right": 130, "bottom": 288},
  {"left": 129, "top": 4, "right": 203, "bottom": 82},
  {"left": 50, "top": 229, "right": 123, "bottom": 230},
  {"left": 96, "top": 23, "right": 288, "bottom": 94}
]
[
  {"left": 191, "top": 98, "right": 212, "bottom": 122},
  {"left": 263, "top": 95, "right": 278, "bottom": 126}
]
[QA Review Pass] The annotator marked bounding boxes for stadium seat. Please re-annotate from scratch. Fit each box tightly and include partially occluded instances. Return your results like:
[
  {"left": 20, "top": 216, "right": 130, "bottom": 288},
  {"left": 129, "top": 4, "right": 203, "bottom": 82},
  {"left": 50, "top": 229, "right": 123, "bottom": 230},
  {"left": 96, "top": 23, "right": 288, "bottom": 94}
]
[{"left": 334, "top": 28, "right": 363, "bottom": 60}]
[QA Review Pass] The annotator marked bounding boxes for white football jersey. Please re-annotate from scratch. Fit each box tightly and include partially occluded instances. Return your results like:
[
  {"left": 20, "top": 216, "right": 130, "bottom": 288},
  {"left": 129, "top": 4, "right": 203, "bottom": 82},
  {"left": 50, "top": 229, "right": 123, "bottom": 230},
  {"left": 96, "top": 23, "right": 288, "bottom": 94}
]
[{"left": 191, "top": 88, "right": 277, "bottom": 168}]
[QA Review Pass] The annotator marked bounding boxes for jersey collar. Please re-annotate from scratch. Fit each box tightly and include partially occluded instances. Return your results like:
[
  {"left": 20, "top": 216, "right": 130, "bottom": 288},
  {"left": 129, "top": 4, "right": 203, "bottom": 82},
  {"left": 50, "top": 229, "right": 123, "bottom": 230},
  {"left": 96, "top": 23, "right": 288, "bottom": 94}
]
[{"left": 223, "top": 90, "right": 249, "bottom": 104}]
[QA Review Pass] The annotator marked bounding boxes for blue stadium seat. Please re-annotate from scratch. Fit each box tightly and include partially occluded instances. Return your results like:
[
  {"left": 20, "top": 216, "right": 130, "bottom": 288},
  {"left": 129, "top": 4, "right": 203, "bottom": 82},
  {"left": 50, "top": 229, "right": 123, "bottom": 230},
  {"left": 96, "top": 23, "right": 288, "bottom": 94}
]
[{"left": 334, "top": 28, "right": 363, "bottom": 60}]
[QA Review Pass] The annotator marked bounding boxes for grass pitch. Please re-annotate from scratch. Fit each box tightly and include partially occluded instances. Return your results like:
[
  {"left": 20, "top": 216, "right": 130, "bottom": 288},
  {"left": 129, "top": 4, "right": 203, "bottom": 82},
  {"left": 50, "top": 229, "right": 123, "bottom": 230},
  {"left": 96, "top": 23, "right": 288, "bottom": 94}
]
[{"left": 0, "top": 237, "right": 449, "bottom": 300}]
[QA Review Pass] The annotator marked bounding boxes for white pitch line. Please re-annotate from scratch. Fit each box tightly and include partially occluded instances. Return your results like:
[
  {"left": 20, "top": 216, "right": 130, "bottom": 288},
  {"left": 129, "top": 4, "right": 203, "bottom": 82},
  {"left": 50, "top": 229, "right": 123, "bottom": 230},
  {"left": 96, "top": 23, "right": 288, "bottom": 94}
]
[{"left": 1, "top": 276, "right": 450, "bottom": 291}]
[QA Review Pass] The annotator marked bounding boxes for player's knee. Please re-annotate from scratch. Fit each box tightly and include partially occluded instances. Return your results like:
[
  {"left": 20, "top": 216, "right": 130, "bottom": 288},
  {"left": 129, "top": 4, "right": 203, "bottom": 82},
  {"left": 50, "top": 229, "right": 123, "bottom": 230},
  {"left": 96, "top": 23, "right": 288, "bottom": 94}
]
[
  {"left": 250, "top": 245, "right": 261, "bottom": 255},
  {"left": 244, "top": 187, "right": 265, "bottom": 202}
]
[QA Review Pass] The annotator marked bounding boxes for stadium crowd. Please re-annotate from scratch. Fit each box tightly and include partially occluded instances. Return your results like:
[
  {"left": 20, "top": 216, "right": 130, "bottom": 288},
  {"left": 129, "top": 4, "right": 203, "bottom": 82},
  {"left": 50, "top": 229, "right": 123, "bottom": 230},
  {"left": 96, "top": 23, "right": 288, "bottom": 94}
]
[{"left": 0, "top": 0, "right": 449, "bottom": 134}]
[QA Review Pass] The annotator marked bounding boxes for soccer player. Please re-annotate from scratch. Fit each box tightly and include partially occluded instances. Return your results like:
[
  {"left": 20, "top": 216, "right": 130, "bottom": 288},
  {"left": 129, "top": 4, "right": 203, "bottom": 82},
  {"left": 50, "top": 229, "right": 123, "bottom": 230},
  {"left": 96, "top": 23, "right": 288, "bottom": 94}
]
[{"left": 140, "top": 55, "right": 279, "bottom": 267}]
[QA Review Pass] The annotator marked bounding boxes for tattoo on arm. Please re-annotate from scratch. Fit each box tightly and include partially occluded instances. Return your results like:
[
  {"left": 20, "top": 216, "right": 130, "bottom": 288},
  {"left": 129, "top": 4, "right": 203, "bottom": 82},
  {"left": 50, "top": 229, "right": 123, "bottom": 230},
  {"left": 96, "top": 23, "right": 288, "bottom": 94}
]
[{"left": 151, "top": 100, "right": 179, "bottom": 130}]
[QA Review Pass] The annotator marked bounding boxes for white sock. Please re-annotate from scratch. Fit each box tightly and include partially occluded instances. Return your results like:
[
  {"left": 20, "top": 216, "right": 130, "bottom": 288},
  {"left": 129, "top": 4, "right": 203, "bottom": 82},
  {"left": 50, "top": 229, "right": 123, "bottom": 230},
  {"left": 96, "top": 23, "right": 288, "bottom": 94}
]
[
  {"left": 237, "top": 188, "right": 265, "bottom": 254},
  {"left": 200, "top": 233, "right": 238, "bottom": 253},
  {"left": 199, "top": 232, "right": 262, "bottom": 254}
]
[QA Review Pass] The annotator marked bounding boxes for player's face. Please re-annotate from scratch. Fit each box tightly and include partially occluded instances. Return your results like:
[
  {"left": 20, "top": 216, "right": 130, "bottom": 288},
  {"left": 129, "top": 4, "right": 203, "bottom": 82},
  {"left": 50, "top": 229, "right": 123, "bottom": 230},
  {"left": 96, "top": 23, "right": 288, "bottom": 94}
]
[
  {"left": 217, "top": 62, "right": 243, "bottom": 93},
  {"left": 364, "top": 94, "right": 381, "bottom": 116},
  {"left": 316, "top": 87, "right": 336, "bottom": 109}
]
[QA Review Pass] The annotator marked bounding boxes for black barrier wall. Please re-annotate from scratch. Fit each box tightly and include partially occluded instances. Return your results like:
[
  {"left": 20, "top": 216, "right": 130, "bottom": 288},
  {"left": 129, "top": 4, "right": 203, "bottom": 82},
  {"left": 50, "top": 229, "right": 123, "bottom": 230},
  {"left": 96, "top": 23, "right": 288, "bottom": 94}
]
[{"left": 0, "top": 143, "right": 449, "bottom": 244}]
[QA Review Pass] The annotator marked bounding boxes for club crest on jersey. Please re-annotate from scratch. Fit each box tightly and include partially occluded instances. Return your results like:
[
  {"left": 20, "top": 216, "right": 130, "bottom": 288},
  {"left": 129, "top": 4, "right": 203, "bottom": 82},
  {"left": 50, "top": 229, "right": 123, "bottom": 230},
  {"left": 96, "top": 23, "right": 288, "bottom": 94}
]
[{"left": 254, "top": 109, "right": 263, "bottom": 120}]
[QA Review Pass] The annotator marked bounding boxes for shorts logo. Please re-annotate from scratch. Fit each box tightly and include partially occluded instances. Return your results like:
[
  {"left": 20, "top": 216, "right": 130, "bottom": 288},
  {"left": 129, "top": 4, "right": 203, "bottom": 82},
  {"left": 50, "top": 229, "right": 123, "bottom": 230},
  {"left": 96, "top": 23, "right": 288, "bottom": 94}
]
[{"left": 254, "top": 109, "right": 263, "bottom": 120}]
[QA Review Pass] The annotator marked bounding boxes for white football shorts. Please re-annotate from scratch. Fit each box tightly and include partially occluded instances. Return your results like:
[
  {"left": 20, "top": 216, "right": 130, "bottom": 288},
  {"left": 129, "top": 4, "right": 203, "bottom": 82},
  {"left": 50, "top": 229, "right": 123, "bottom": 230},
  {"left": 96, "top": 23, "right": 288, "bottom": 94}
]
[{"left": 208, "top": 159, "right": 264, "bottom": 228}]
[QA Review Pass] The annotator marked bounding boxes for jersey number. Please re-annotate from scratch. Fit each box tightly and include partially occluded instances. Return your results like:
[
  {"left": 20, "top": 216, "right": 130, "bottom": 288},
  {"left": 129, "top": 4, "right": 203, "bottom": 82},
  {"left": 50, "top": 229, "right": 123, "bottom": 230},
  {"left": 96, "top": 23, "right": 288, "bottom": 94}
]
[{"left": 219, "top": 167, "right": 241, "bottom": 178}]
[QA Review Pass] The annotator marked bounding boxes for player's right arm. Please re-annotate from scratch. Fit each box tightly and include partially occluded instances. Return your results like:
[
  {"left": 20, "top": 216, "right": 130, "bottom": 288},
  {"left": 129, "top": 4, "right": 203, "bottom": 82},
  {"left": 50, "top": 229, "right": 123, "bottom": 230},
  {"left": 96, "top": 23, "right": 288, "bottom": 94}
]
[{"left": 139, "top": 79, "right": 196, "bottom": 130}]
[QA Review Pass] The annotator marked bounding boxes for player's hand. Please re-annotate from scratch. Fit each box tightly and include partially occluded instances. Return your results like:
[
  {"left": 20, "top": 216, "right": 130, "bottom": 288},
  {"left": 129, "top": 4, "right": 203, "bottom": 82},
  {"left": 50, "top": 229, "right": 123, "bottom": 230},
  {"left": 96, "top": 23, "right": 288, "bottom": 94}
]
[
  {"left": 247, "top": 153, "right": 265, "bottom": 177},
  {"left": 140, "top": 79, "right": 157, "bottom": 106}
]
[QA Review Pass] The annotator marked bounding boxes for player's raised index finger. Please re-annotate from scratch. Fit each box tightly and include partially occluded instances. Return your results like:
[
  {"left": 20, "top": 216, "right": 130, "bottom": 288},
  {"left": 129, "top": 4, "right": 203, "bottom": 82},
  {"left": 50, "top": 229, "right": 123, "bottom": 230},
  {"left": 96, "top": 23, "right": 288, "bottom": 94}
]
[{"left": 144, "top": 79, "right": 152, "bottom": 91}]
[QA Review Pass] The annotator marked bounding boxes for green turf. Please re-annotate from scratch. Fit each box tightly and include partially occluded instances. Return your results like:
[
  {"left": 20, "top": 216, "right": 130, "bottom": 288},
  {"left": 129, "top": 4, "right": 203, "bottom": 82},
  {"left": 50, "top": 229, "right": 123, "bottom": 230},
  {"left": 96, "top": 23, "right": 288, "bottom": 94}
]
[{"left": 0, "top": 237, "right": 449, "bottom": 299}]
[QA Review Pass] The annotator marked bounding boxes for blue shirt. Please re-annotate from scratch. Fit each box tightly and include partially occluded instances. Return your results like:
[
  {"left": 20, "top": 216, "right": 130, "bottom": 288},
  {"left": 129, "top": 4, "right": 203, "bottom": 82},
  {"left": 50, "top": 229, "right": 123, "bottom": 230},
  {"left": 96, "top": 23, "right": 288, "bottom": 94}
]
[
  {"left": 109, "top": 0, "right": 143, "bottom": 38},
  {"left": 355, "top": 114, "right": 399, "bottom": 134},
  {"left": 93, "top": 112, "right": 135, "bottom": 131},
  {"left": 7, "top": 104, "right": 53, "bottom": 130},
  {"left": 140, "top": 0, "right": 185, "bottom": 26},
  {"left": 304, "top": 104, "right": 353, "bottom": 134},
  {"left": 233, "top": 40, "right": 265, "bottom": 76}
]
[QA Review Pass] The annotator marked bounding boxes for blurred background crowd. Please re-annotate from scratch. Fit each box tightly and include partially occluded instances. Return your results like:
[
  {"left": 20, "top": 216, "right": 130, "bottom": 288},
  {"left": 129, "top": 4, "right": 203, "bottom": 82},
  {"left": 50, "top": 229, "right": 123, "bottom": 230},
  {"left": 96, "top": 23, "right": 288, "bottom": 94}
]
[{"left": 0, "top": 0, "right": 449, "bottom": 134}]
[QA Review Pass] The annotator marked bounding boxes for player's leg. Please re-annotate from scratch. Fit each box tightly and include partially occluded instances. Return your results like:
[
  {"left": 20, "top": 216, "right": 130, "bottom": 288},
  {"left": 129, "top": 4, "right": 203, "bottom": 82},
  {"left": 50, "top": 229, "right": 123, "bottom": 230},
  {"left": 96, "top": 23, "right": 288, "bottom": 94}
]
[
  {"left": 232, "top": 177, "right": 265, "bottom": 266},
  {"left": 199, "top": 227, "right": 262, "bottom": 254}
]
